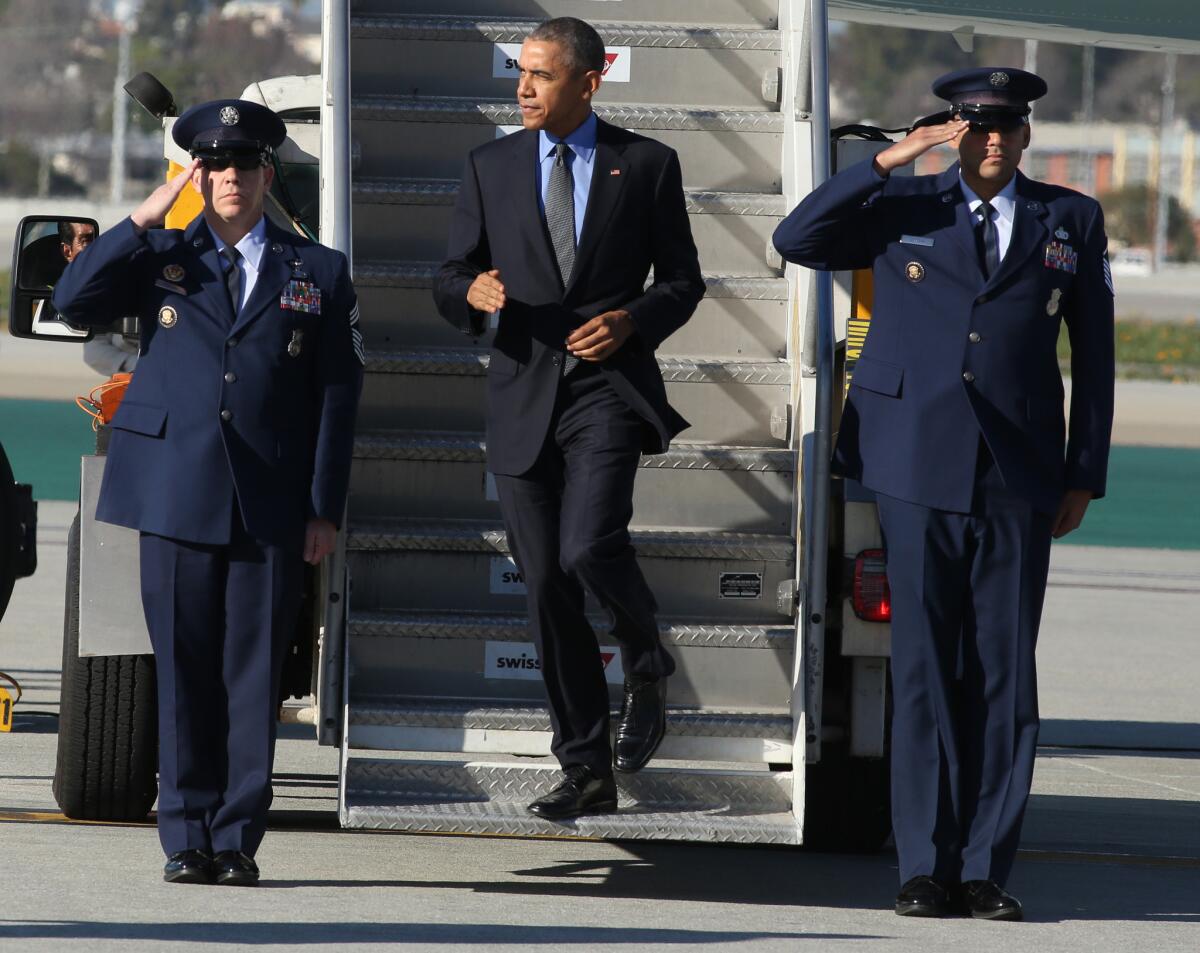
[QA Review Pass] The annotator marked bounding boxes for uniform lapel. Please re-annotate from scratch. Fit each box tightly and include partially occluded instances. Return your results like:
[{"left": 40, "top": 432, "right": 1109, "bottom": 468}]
[
  {"left": 232, "top": 222, "right": 292, "bottom": 336},
  {"left": 983, "top": 171, "right": 1049, "bottom": 293},
  {"left": 932, "top": 163, "right": 980, "bottom": 275},
  {"left": 566, "top": 119, "right": 627, "bottom": 298},
  {"left": 184, "top": 215, "right": 237, "bottom": 326}
]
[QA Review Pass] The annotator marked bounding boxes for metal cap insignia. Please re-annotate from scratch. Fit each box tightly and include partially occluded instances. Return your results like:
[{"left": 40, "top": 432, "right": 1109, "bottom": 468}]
[
  {"left": 219, "top": 106, "right": 240, "bottom": 126},
  {"left": 989, "top": 71, "right": 1010, "bottom": 87}
]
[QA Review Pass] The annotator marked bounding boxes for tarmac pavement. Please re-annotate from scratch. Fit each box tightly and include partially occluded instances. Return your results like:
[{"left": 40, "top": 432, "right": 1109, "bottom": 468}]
[{"left": 1, "top": 503, "right": 1198, "bottom": 952}]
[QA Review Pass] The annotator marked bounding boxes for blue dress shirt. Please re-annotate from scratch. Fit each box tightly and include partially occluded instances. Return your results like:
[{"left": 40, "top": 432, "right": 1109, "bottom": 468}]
[{"left": 536, "top": 112, "right": 597, "bottom": 245}]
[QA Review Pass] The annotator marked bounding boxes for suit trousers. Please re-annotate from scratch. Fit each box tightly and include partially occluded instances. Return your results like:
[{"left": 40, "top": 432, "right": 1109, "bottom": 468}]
[
  {"left": 139, "top": 509, "right": 303, "bottom": 857},
  {"left": 876, "top": 450, "right": 1053, "bottom": 887},
  {"left": 493, "top": 365, "right": 676, "bottom": 776}
]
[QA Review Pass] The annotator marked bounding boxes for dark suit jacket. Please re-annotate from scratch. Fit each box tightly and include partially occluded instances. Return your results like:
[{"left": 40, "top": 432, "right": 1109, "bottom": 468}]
[
  {"left": 773, "top": 159, "right": 1114, "bottom": 516},
  {"left": 433, "top": 117, "right": 705, "bottom": 475},
  {"left": 52, "top": 214, "right": 364, "bottom": 546}
]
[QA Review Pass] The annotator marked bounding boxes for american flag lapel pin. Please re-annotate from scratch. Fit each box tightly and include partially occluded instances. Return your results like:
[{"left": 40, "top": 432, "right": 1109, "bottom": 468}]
[{"left": 610, "top": 168, "right": 621, "bottom": 176}]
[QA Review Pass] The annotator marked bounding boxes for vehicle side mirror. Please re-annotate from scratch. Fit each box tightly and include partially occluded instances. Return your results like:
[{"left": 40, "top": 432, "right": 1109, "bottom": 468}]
[{"left": 8, "top": 215, "right": 99, "bottom": 342}]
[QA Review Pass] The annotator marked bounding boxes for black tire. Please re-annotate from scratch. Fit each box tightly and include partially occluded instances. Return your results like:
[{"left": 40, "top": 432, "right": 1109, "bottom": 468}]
[
  {"left": 53, "top": 513, "right": 159, "bottom": 821},
  {"left": 0, "top": 442, "right": 20, "bottom": 621}
]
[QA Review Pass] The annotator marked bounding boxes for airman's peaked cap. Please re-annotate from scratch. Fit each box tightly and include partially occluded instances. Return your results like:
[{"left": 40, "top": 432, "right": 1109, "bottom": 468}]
[
  {"left": 932, "top": 67, "right": 1048, "bottom": 114},
  {"left": 171, "top": 98, "right": 286, "bottom": 154}
]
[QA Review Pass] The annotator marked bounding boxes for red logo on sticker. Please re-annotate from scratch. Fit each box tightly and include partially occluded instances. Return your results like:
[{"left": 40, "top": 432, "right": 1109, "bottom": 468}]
[
  {"left": 600, "top": 652, "right": 617, "bottom": 668},
  {"left": 602, "top": 52, "right": 619, "bottom": 75}
]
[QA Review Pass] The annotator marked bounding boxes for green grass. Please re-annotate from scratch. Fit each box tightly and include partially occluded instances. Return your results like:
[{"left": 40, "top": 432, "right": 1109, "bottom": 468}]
[{"left": 1059, "top": 318, "right": 1200, "bottom": 382}]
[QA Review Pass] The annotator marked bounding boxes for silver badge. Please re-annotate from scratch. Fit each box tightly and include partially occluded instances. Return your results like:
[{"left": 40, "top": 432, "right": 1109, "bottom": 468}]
[
  {"left": 941, "top": 193, "right": 953, "bottom": 204},
  {"left": 193, "top": 238, "right": 203, "bottom": 247},
  {"left": 158, "top": 306, "right": 178, "bottom": 328},
  {"left": 990, "top": 71, "right": 1010, "bottom": 87},
  {"left": 1055, "top": 226, "right": 1070, "bottom": 240},
  {"left": 1026, "top": 200, "right": 1041, "bottom": 212},
  {"left": 905, "top": 261, "right": 925, "bottom": 283},
  {"left": 287, "top": 329, "right": 303, "bottom": 358},
  {"left": 1046, "top": 288, "right": 1062, "bottom": 317},
  {"left": 219, "top": 106, "right": 240, "bottom": 126},
  {"left": 271, "top": 243, "right": 284, "bottom": 254}
]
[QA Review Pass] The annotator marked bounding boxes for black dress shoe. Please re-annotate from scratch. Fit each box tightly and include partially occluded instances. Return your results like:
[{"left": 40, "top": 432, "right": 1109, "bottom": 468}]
[
  {"left": 961, "top": 880, "right": 1023, "bottom": 921},
  {"left": 614, "top": 676, "right": 667, "bottom": 773},
  {"left": 895, "top": 876, "right": 954, "bottom": 917},
  {"left": 163, "top": 850, "right": 213, "bottom": 885},
  {"left": 527, "top": 766, "right": 618, "bottom": 820},
  {"left": 213, "top": 850, "right": 260, "bottom": 887}
]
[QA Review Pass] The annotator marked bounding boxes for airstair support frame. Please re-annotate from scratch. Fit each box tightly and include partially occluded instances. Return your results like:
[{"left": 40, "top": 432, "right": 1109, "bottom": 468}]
[{"left": 318, "top": 0, "right": 353, "bottom": 748}]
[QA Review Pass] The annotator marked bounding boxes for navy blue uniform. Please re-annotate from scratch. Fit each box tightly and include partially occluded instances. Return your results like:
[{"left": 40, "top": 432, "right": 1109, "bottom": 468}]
[
  {"left": 774, "top": 157, "right": 1114, "bottom": 886},
  {"left": 53, "top": 213, "right": 363, "bottom": 857}
]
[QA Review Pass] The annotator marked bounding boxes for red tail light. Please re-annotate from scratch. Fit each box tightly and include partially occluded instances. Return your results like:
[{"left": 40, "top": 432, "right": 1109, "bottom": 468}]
[{"left": 852, "top": 549, "right": 892, "bottom": 622}]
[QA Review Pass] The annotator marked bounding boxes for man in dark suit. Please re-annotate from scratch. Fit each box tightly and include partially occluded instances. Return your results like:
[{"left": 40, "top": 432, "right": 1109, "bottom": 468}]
[
  {"left": 774, "top": 68, "right": 1114, "bottom": 920},
  {"left": 434, "top": 17, "right": 705, "bottom": 819},
  {"left": 53, "top": 99, "right": 363, "bottom": 884}
]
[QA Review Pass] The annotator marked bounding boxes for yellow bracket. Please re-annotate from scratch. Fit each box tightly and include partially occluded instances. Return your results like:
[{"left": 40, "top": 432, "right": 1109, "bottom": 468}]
[{"left": 165, "top": 161, "right": 203, "bottom": 230}]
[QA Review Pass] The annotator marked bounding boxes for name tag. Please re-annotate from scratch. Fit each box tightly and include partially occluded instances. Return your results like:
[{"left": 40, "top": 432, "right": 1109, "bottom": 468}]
[
  {"left": 899, "top": 235, "right": 935, "bottom": 247},
  {"left": 281, "top": 280, "right": 321, "bottom": 314}
]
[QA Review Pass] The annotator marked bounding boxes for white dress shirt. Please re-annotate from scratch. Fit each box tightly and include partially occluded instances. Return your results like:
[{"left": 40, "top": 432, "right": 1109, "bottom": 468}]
[
  {"left": 207, "top": 216, "right": 269, "bottom": 313},
  {"left": 959, "top": 173, "right": 1018, "bottom": 263}
]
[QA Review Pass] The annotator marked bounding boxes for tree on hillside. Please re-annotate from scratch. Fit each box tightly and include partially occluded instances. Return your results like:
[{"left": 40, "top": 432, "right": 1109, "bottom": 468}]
[{"left": 1100, "top": 184, "right": 1197, "bottom": 261}]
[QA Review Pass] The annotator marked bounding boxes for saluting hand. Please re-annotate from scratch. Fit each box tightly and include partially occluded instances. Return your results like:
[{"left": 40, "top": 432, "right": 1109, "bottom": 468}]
[
  {"left": 304, "top": 517, "right": 338, "bottom": 565},
  {"left": 567, "top": 309, "right": 634, "bottom": 362},
  {"left": 873, "top": 120, "right": 970, "bottom": 176},
  {"left": 130, "top": 158, "right": 202, "bottom": 234},
  {"left": 467, "top": 269, "right": 506, "bottom": 313}
]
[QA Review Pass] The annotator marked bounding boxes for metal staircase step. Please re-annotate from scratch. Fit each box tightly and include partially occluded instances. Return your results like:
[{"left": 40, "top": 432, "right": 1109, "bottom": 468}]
[
  {"left": 356, "top": 347, "right": 791, "bottom": 444},
  {"left": 349, "top": 1, "right": 780, "bottom": 29},
  {"left": 345, "top": 698, "right": 792, "bottom": 762},
  {"left": 352, "top": 97, "right": 783, "bottom": 190},
  {"left": 344, "top": 519, "right": 795, "bottom": 622},
  {"left": 353, "top": 182, "right": 785, "bottom": 276},
  {"left": 352, "top": 16, "right": 781, "bottom": 109},
  {"left": 347, "top": 610, "right": 795, "bottom": 712},
  {"left": 341, "top": 757, "right": 800, "bottom": 843},
  {"left": 350, "top": 431, "right": 794, "bottom": 530}
]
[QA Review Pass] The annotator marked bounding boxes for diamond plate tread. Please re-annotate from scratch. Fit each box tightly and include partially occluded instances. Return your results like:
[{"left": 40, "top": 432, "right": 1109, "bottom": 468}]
[
  {"left": 346, "top": 519, "right": 795, "bottom": 561},
  {"left": 349, "top": 698, "right": 792, "bottom": 739},
  {"left": 355, "top": 178, "right": 787, "bottom": 216},
  {"left": 354, "top": 430, "right": 794, "bottom": 472},
  {"left": 362, "top": 347, "right": 789, "bottom": 386},
  {"left": 342, "top": 800, "right": 800, "bottom": 844},
  {"left": 353, "top": 95, "right": 784, "bottom": 133},
  {"left": 350, "top": 610, "right": 793, "bottom": 650},
  {"left": 352, "top": 260, "right": 785, "bottom": 301},
  {"left": 351, "top": 15, "right": 782, "bottom": 51},
  {"left": 345, "top": 758, "right": 793, "bottom": 810}
]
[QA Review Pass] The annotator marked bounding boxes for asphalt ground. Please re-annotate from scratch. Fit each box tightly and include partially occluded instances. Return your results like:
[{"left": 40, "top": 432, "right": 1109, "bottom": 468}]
[{"left": 2, "top": 502, "right": 1199, "bottom": 952}]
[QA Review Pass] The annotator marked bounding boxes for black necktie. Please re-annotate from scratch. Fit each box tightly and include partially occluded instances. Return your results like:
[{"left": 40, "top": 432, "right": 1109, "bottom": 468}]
[
  {"left": 221, "top": 246, "right": 242, "bottom": 315},
  {"left": 976, "top": 201, "right": 1000, "bottom": 279},
  {"left": 545, "top": 142, "right": 579, "bottom": 375}
]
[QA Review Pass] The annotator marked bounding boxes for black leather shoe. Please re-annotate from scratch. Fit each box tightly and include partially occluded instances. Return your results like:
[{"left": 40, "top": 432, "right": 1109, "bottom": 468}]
[
  {"left": 895, "top": 876, "right": 953, "bottom": 917},
  {"left": 527, "top": 766, "right": 618, "bottom": 820},
  {"left": 163, "top": 850, "right": 213, "bottom": 885},
  {"left": 213, "top": 850, "right": 260, "bottom": 887},
  {"left": 614, "top": 676, "right": 667, "bottom": 773},
  {"left": 961, "top": 880, "right": 1023, "bottom": 920}
]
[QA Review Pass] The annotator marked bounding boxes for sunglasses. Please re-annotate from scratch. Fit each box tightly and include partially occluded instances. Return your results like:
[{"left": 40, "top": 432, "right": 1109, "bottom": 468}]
[{"left": 197, "top": 153, "right": 265, "bottom": 171}]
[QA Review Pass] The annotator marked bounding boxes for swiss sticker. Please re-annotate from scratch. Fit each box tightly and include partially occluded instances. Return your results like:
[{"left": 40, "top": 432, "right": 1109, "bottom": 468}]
[
  {"left": 492, "top": 43, "right": 631, "bottom": 82},
  {"left": 484, "top": 641, "right": 624, "bottom": 684},
  {"left": 490, "top": 556, "right": 526, "bottom": 594}
]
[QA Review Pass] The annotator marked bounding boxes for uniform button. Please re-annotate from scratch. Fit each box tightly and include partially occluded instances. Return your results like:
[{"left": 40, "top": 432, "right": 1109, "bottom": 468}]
[
  {"left": 224, "top": 371, "right": 237, "bottom": 383},
  {"left": 220, "top": 409, "right": 233, "bottom": 422},
  {"left": 976, "top": 294, "right": 989, "bottom": 305},
  {"left": 968, "top": 332, "right": 981, "bottom": 343},
  {"left": 226, "top": 338, "right": 238, "bottom": 348},
  {"left": 962, "top": 371, "right": 975, "bottom": 383}
]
